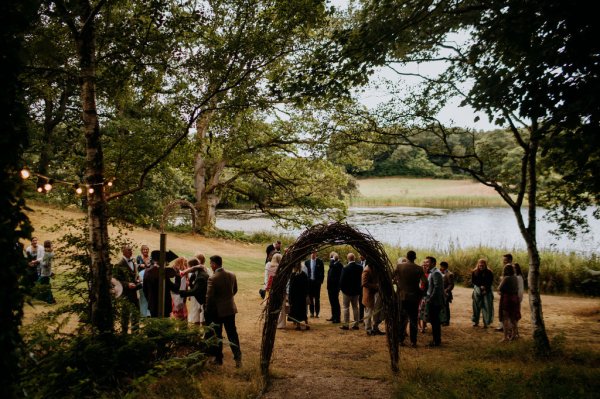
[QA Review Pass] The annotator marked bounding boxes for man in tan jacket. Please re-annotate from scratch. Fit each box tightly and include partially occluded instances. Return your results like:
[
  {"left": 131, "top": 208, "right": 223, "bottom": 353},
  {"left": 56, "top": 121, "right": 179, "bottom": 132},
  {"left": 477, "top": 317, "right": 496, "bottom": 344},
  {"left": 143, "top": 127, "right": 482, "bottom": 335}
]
[
  {"left": 205, "top": 255, "right": 242, "bottom": 367},
  {"left": 394, "top": 250, "right": 427, "bottom": 347},
  {"left": 362, "top": 263, "right": 384, "bottom": 335}
]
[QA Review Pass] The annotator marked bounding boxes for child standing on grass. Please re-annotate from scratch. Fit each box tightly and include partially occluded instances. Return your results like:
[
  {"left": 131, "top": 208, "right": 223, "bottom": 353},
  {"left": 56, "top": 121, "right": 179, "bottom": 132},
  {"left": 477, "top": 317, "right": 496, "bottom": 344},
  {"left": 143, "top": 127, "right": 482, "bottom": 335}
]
[{"left": 38, "top": 240, "right": 56, "bottom": 304}]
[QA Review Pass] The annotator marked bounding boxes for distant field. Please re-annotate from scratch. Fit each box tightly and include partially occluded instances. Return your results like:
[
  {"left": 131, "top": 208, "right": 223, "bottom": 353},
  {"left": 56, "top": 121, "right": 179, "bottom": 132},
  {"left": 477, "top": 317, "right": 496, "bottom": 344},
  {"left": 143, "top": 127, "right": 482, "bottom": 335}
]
[{"left": 349, "top": 176, "right": 507, "bottom": 208}]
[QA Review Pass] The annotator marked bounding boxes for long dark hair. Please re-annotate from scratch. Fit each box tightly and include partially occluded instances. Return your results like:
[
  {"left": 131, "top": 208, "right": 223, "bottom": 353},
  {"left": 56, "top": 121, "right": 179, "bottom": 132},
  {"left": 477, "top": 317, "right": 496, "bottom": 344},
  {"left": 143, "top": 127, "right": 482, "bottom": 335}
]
[{"left": 514, "top": 263, "right": 523, "bottom": 276}]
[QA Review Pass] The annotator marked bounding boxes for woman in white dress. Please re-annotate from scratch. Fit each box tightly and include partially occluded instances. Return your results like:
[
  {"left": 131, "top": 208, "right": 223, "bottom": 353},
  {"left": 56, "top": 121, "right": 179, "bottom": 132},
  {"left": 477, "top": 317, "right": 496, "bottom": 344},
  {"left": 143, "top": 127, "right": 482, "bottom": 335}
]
[{"left": 179, "top": 256, "right": 209, "bottom": 325}]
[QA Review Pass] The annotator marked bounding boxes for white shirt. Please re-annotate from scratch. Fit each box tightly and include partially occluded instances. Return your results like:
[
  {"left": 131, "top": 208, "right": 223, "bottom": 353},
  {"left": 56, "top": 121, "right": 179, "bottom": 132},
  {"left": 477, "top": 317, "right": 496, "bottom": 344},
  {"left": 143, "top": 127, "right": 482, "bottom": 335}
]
[
  {"left": 264, "top": 261, "right": 271, "bottom": 289},
  {"left": 26, "top": 245, "right": 45, "bottom": 261}
]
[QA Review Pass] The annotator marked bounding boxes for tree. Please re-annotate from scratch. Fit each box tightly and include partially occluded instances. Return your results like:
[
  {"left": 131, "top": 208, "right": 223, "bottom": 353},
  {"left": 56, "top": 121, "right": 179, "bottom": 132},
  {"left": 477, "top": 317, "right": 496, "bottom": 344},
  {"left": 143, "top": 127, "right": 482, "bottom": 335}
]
[
  {"left": 41, "top": 0, "right": 198, "bottom": 332},
  {"left": 170, "top": 0, "right": 342, "bottom": 232},
  {"left": 0, "top": 0, "right": 38, "bottom": 396},
  {"left": 192, "top": 109, "right": 352, "bottom": 233},
  {"left": 324, "top": 0, "right": 600, "bottom": 354},
  {"left": 27, "top": 0, "right": 343, "bottom": 331}
]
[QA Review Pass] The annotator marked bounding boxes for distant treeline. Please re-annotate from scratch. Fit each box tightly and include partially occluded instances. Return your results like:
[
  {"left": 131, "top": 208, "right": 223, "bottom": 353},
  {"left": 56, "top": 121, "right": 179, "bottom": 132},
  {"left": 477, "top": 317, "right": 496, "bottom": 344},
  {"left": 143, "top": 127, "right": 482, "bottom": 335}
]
[{"left": 351, "top": 145, "right": 463, "bottom": 178}]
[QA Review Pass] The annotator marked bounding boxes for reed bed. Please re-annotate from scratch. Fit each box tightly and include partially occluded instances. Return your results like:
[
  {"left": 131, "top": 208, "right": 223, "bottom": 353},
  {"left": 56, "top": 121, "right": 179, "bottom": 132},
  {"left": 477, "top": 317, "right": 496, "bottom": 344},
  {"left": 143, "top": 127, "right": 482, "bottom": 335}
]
[
  {"left": 348, "top": 195, "right": 507, "bottom": 208},
  {"left": 350, "top": 177, "right": 509, "bottom": 208},
  {"left": 384, "top": 245, "right": 600, "bottom": 296}
]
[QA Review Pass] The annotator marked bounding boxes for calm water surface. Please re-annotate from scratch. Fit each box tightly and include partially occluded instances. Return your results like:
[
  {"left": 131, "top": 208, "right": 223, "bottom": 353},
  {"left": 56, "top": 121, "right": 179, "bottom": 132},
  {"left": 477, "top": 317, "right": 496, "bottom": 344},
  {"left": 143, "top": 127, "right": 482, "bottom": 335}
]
[{"left": 215, "top": 207, "right": 600, "bottom": 254}]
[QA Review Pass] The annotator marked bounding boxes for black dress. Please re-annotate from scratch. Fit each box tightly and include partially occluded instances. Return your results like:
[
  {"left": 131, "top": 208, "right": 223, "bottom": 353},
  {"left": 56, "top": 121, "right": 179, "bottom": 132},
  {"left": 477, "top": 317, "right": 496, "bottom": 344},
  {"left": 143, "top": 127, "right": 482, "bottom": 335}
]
[{"left": 288, "top": 271, "right": 309, "bottom": 322}]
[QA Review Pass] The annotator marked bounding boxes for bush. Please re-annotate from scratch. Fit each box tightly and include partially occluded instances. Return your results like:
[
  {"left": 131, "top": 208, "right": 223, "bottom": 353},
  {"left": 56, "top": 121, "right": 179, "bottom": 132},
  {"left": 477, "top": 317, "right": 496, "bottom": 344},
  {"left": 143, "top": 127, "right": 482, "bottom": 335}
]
[{"left": 19, "top": 318, "right": 211, "bottom": 398}]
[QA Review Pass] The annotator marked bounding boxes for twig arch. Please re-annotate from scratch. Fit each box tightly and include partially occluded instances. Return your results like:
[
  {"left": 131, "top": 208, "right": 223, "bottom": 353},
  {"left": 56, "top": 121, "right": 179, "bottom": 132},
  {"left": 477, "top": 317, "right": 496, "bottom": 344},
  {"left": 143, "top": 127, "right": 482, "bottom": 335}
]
[
  {"left": 260, "top": 222, "right": 400, "bottom": 379},
  {"left": 160, "top": 199, "right": 197, "bottom": 233}
]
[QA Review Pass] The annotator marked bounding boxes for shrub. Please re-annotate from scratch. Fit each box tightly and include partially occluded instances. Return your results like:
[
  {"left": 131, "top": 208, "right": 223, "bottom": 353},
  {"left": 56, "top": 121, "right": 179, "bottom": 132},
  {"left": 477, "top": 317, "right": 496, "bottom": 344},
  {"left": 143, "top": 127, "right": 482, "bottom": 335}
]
[{"left": 19, "top": 317, "right": 211, "bottom": 399}]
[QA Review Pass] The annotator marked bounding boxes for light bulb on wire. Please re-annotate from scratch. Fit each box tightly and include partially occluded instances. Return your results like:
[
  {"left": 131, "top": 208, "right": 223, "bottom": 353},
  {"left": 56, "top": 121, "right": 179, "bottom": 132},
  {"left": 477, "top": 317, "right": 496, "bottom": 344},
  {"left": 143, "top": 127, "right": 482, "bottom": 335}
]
[{"left": 20, "top": 168, "right": 30, "bottom": 179}]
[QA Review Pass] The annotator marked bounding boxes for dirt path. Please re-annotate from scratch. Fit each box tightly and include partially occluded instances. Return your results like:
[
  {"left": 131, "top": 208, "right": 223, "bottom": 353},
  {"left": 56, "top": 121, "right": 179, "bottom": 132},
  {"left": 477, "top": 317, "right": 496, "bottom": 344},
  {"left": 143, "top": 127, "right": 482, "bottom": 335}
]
[{"left": 24, "top": 204, "right": 600, "bottom": 398}]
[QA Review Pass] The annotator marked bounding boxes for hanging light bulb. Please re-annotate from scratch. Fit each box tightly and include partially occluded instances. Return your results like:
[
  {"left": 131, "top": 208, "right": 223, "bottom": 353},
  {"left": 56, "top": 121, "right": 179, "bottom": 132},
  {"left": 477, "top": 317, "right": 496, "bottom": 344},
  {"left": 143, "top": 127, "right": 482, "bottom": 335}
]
[
  {"left": 74, "top": 184, "right": 83, "bottom": 195},
  {"left": 37, "top": 187, "right": 43, "bottom": 193},
  {"left": 107, "top": 181, "right": 113, "bottom": 187},
  {"left": 20, "top": 168, "right": 31, "bottom": 179},
  {"left": 44, "top": 179, "right": 53, "bottom": 192},
  {"left": 88, "top": 187, "right": 94, "bottom": 194}
]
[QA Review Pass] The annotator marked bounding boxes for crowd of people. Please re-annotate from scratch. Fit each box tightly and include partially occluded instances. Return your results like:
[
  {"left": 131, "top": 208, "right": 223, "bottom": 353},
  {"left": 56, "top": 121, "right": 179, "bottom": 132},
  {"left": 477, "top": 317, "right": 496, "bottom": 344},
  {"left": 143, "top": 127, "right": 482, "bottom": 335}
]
[
  {"left": 21, "top": 235, "right": 525, "bottom": 367},
  {"left": 112, "top": 245, "right": 242, "bottom": 367},
  {"left": 263, "top": 240, "right": 525, "bottom": 347}
]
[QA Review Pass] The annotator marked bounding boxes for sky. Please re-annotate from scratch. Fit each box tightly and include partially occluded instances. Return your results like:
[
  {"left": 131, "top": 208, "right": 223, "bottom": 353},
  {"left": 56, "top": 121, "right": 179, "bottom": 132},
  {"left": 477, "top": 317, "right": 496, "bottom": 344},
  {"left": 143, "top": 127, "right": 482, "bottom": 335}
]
[
  {"left": 355, "top": 64, "right": 499, "bottom": 131},
  {"left": 328, "top": 0, "right": 500, "bottom": 131}
]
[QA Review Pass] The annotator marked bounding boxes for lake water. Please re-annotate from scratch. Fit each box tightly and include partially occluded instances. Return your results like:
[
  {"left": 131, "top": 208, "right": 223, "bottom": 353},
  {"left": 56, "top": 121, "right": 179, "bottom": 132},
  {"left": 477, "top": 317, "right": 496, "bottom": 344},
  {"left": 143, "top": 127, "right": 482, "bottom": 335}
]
[{"left": 215, "top": 207, "right": 600, "bottom": 255}]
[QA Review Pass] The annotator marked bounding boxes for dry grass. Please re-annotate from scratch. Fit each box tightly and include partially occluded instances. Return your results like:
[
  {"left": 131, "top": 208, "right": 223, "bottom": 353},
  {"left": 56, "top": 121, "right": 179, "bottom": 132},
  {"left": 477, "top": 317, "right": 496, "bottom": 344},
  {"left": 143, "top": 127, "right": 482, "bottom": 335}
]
[
  {"left": 23, "top": 204, "right": 600, "bottom": 398},
  {"left": 350, "top": 177, "right": 507, "bottom": 208}
]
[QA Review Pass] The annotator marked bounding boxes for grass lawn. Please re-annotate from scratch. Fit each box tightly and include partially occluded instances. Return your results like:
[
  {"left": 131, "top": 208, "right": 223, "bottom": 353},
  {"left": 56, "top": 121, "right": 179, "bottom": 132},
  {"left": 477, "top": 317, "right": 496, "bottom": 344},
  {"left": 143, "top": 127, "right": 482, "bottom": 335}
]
[{"left": 351, "top": 177, "right": 507, "bottom": 208}]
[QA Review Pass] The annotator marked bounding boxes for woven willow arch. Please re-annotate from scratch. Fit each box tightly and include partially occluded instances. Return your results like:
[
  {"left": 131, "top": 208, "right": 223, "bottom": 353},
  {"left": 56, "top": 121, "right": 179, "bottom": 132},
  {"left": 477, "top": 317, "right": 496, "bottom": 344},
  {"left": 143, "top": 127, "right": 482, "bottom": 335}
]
[{"left": 260, "top": 222, "right": 401, "bottom": 379}]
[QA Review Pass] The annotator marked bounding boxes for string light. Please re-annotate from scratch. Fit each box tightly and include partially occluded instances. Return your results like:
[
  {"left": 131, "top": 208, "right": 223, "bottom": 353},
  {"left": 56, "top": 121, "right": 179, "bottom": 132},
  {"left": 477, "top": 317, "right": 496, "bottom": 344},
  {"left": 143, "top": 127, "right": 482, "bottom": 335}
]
[{"left": 18, "top": 166, "right": 116, "bottom": 195}]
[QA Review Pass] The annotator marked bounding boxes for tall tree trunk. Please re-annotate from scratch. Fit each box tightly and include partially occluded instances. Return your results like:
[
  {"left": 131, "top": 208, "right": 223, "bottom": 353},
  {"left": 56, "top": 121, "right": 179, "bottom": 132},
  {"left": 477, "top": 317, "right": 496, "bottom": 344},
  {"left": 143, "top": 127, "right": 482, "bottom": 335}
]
[
  {"left": 194, "top": 151, "right": 224, "bottom": 234},
  {"left": 197, "top": 191, "right": 221, "bottom": 234},
  {"left": 510, "top": 136, "right": 550, "bottom": 355},
  {"left": 37, "top": 89, "right": 69, "bottom": 177},
  {"left": 193, "top": 110, "right": 222, "bottom": 234},
  {"left": 525, "top": 137, "right": 551, "bottom": 354},
  {"left": 77, "top": 4, "right": 113, "bottom": 334}
]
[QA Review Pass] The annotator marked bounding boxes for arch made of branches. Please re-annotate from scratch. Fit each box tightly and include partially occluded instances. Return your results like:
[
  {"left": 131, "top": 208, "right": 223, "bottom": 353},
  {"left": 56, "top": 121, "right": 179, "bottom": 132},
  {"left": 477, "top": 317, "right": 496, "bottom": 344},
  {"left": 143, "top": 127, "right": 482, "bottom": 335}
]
[{"left": 260, "top": 222, "right": 400, "bottom": 379}]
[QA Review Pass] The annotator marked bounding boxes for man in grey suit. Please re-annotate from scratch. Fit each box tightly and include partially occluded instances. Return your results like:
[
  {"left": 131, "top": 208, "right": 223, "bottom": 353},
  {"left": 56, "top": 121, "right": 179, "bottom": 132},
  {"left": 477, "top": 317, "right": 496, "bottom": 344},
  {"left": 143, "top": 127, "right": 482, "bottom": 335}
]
[
  {"left": 424, "top": 256, "right": 445, "bottom": 347},
  {"left": 394, "top": 250, "right": 426, "bottom": 347},
  {"left": 205, "top": 255, "right": 242, "bottom": 367}
]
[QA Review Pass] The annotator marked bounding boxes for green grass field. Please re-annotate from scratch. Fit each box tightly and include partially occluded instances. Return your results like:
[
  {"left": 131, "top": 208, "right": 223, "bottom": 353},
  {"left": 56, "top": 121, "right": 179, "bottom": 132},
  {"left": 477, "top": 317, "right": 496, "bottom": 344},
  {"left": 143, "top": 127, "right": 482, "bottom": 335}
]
[{"left": 349, "top": 177, "right": 507, "bottom": 208}]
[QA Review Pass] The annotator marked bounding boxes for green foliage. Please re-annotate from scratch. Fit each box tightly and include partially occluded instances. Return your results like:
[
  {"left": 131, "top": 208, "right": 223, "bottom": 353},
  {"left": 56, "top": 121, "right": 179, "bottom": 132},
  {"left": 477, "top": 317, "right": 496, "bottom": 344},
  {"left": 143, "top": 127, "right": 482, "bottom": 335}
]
[
  {"left": 356, "top": 145, "right": 456, "bottom": 178},
  {"left": 193, "top": 108, "right": 355, "bottom": 231},
  {"left": 109, "top": 164, "right": 194, "bottom": 228},
  {"left": 0, "top": 0, "right": 39, "bottom": 396},
  {"left": 48, "top": 216, "right": 135, "bottom": 323},
  {"left": 20, "top": 317, "right": 210, "bottom": 399}
]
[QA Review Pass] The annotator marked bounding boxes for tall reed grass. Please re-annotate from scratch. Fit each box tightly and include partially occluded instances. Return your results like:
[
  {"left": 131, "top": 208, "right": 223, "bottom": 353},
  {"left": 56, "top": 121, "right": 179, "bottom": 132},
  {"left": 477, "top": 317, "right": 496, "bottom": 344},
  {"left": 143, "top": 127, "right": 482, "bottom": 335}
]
[
  {"left": 224, "top": 228, "right": 600, "bottom": 296},
  {"left": 385, "top": 245, "right": 600, "bottom": 296},
  {"left": 348, "top": 195, "right": 507, "bottom": 208}
]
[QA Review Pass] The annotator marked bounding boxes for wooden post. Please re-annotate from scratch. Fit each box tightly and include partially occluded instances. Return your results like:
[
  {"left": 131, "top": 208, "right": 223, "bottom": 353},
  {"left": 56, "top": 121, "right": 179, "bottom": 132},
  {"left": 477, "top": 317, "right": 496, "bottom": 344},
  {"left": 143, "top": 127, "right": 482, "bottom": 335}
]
[{"left": 158, "top": 232, "right": 166, "bottom": 317}]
